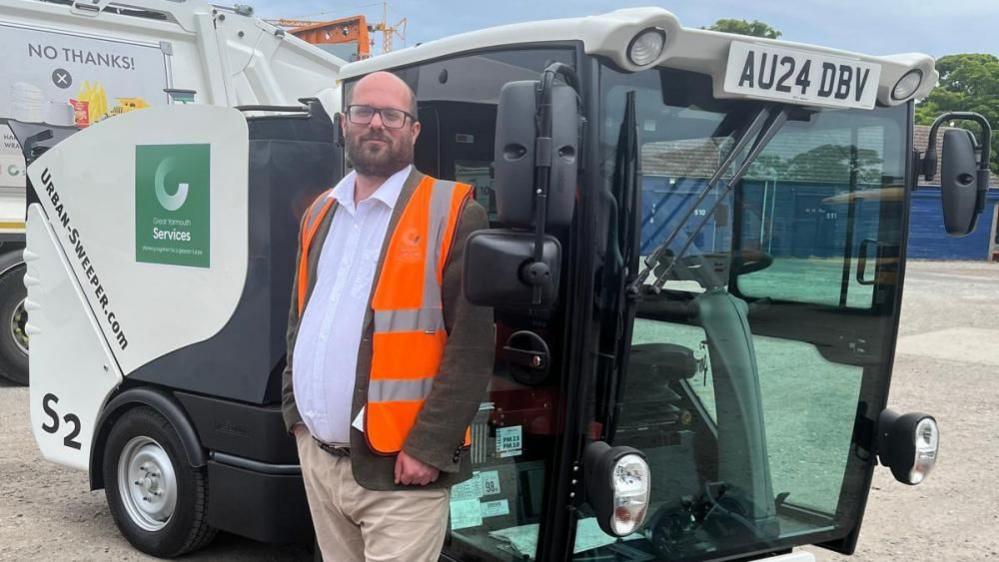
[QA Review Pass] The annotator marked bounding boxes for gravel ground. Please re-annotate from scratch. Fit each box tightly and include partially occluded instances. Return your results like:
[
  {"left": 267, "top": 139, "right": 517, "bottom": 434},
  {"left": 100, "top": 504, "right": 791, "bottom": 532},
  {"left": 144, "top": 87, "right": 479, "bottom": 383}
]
[{"left": 2, "top": 260, "right": 998, "bottom": 561}]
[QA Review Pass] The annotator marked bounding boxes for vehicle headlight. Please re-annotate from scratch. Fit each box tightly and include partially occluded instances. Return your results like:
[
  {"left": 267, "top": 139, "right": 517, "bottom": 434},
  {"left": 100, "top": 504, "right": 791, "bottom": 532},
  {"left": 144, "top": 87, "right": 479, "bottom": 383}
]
[
  {"left": 611, "top": 453, "right": 651, "bottom": 535},
  {"left": 878, "top": 409, "right": 939, "bottom": 485},
  {"left": 628, "top": 28, "right": 666, "bottom": 67},
  {"left": 584, "top": 442, "right": 652, "bottom": 537},
  {"left": 892, "top": 69, "right": 923, "bottom": 101},
  {"left": 910, "top": 417, "right": 939, "bottom": 484}
]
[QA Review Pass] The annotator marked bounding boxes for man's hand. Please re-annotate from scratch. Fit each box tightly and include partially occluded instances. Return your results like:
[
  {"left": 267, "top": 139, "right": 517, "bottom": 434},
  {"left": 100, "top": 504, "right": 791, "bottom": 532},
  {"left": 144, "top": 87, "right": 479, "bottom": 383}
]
[{"left": 394, "top": 450, "right": 440, "bottom": 486}]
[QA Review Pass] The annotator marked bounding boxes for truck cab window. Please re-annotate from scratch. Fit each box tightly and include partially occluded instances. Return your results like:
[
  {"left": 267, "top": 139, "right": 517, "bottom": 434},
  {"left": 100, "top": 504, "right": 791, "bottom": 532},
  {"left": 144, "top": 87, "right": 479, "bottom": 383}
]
[{"left": 735, "top": 114, "right": 906, "bottom": 309}]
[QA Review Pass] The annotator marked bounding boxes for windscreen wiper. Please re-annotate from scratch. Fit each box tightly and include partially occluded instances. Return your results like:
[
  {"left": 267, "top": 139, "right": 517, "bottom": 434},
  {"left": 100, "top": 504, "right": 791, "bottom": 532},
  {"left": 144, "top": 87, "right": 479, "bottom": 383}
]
[{"left": 631, "top": 103, "right": 789, "bottom": 293}]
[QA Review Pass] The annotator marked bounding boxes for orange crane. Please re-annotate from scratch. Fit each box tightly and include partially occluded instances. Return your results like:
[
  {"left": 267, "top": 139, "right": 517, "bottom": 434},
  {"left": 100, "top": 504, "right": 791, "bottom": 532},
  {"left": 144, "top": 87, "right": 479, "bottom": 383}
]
[
  {"left": 268, "top": 4, "right": 406, "bottom": 60},
  {"left": 370, "top": 2, "right": 406, "bottom": 54},
  {"left": 268, "top": 15, "right": 373, "bottom": 61}
]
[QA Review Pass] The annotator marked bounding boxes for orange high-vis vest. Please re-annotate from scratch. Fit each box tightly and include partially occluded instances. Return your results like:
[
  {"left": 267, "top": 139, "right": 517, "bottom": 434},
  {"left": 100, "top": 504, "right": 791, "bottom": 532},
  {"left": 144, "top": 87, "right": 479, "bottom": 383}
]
[{"left": 297, "top": 175, "right": 473, "bottom": 454}]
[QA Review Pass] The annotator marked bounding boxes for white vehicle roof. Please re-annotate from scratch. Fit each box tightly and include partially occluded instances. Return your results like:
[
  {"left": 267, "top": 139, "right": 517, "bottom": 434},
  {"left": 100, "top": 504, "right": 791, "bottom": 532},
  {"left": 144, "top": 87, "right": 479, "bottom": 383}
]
[{"left": 340, "top": 7, "right": 936, "bottom": 108}]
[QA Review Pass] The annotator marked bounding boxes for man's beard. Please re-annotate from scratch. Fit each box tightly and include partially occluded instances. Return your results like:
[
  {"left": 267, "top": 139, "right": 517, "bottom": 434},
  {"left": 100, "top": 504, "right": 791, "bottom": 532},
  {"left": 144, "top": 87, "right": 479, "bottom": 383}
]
[{"left": 345, "top": 130, "right": 414, "bottom": 178}]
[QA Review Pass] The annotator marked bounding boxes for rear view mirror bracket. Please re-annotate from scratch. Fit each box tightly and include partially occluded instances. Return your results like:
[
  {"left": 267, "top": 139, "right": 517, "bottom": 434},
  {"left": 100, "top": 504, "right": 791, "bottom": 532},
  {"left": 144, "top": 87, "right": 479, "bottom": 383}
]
[{"left": 919, "top": 111, "right": 992, "bottom": 182}]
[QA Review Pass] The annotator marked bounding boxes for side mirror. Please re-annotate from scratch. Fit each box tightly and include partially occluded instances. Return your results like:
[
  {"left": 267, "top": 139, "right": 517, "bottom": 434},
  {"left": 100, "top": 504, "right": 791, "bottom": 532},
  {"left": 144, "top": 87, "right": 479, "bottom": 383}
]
[
  {"left": 940, "top": 129, "right": 984, "bottom": 235},
  {"left": 919, "top": 111, "right": 992, "bottom": 237},
  {"left": 583, "top": 441, "right": 651, "bottom": 537},
  {"left": 494, "top": 78, "right": 579, "bottom": 228},
  {"left": 877, "top": 409, "right": 939, "bottom": 485},
  {"left": 468, "top": 63, "right": 580, "bottom": 310},
  {"left": 463, "top": 230, "right": 561, "bottom": 309}
]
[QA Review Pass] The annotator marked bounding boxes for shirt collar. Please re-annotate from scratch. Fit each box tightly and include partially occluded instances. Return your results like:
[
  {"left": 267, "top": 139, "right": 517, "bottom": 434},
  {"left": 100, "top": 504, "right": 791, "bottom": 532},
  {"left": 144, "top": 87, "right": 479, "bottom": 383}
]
[{"left": 330, "top": 165, "right": 412, "bottom": 213}]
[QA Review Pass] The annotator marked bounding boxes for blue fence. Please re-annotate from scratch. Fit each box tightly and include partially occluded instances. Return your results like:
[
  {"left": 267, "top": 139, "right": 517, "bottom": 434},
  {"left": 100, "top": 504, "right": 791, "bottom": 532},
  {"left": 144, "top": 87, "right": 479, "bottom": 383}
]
[
  {"left": 641, "top": 176, "right": 998, "bottom": 261},
  {"left": 641, "top": 177, "right": 883, "bottom": 260},
  {"left": 907, "top": 187, "right": 999, "bottom": 260}
]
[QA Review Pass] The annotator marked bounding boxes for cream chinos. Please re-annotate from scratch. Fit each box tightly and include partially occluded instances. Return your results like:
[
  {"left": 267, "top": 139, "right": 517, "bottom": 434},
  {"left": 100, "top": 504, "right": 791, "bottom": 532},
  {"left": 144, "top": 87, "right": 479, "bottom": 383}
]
[{"left": 296, "top": 430, "right": 450, "bottom": 561}]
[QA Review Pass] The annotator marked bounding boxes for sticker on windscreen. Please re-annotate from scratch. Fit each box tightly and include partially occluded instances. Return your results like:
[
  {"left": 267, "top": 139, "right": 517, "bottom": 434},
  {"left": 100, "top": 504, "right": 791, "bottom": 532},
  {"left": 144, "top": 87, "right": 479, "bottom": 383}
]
[
  {"left": 496, "top": 425, "right": 522, "bottom": 458},
  {"left": 480, "top": 470, "right": 501, "bottom": 496},
  {"left": 481, "top": 499, "right": 510, "bottom": 518}
]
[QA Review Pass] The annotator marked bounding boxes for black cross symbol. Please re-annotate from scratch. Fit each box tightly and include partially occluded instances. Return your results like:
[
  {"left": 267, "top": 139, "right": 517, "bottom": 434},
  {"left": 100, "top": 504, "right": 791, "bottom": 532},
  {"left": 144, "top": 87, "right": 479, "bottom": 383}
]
[{"left": 51, "top": 68, "right": 73, "bottom": 89}]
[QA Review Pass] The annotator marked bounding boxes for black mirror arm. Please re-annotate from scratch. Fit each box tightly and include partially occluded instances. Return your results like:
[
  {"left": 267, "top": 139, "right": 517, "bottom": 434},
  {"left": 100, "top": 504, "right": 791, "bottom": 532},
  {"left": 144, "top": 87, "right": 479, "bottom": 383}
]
[
  {"left": 921, "top": 111, "right": 992, "bottom": 181},
  {"left": 526, "top": 63, "right": 580, "bottom": 304}
]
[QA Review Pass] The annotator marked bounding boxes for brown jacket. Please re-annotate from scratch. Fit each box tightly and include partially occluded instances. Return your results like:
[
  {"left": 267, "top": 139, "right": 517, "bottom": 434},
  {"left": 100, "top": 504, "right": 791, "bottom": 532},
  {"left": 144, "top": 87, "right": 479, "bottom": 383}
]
[{"left": 281, "top": 168, "right": 494, "bottom": 491}]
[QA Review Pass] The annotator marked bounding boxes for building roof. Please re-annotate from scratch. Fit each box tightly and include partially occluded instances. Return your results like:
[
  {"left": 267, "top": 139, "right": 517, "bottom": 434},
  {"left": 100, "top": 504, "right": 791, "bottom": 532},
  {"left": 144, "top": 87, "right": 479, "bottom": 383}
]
[
  {"left": 645, "top": 128, "right": 897, "bottom": 186},
  {"left": 641, "top": 124, "right": 997, "bottom": 188}
]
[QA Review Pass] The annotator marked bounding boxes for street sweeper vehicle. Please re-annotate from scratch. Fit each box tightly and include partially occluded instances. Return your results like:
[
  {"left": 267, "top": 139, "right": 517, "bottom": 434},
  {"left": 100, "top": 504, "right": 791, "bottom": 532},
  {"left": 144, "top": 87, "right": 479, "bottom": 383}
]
[
  {"left": 0, "top": 0, "right": 344, "bottom": 384},
  {"left": 26, "top": 6, "right": 992, "bottom": 561}
]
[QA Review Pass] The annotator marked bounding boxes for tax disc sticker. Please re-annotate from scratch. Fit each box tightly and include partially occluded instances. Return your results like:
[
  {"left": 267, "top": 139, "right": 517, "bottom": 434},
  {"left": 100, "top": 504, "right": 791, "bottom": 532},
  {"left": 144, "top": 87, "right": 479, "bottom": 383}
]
[
  {"left": 480, "top": 470, "right": 501, "bottom": 496},
  {"left": 496, "top": 425, "right": 522, "bottom": 458}
]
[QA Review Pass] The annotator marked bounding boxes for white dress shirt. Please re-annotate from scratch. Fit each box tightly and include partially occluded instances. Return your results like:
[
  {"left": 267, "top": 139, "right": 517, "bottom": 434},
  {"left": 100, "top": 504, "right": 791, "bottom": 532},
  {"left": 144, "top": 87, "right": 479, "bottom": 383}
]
[{"left": 293, "top": 165, "right": 412, "bottom": 444}]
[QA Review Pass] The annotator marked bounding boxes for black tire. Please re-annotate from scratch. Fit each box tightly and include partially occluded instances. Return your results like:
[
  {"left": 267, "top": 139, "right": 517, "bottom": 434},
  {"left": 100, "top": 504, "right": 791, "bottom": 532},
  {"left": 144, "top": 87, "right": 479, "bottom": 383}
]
[
  {"left": 103, "top": 407, "right": 217, "bottom": 557},
  {"left": 0, "top": 265, "right": 28, "bottom": 386}
]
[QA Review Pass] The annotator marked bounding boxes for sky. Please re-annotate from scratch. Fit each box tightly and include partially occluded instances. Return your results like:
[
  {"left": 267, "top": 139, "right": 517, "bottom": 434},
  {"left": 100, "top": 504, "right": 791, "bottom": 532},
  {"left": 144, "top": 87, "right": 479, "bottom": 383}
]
[{"left": 252, "top": 0, "right": 999, "bottom": 59}]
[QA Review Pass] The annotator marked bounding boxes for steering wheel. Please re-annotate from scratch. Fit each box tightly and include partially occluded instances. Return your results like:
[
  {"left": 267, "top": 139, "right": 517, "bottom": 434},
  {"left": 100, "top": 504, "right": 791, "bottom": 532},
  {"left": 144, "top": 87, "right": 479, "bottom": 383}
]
[
  {"left": 651, "top": 252, "right": 727, "bottom": 290},
  {"left": 645, "top": 249, "right": 774, "bottom": 291},
  {"left": 729, "top": 249, "right": 774, "bottom": 275}
]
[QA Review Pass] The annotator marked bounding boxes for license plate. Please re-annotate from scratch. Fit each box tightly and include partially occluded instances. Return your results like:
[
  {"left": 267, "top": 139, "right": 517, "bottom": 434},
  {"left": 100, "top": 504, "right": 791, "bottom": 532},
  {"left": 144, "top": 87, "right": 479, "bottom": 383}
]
[{"left": 723, "top": 41, "right": 882, "bottom": 110}]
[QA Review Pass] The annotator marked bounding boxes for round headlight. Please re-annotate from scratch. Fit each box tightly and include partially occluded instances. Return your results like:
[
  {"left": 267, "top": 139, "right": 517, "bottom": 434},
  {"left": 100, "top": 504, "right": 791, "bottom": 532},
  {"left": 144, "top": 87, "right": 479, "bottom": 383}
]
[
  {"left": 909, "top": 417, "right": 939, "bottom": 485},
  {"left": 610, "top": 453, "right": 651, "bottom": 535},
  {"left": 583, "top": 443, "right": 651, "bottom": 537},
  {"left": 878, "top": 409, "right": 939, "bottom": 485},
  {"left": 628, "top": 28, "right": 666, "bottom": 67},
  {"left": 892, "top": 69, "right": 923, "bottom": 101}
]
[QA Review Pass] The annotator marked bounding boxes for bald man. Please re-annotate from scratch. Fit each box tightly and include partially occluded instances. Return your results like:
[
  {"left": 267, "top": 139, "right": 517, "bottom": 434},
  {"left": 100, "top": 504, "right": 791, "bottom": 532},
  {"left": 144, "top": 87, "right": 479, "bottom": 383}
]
[{"left": 281, "top": 71, "right": 494, "bottom": 561}]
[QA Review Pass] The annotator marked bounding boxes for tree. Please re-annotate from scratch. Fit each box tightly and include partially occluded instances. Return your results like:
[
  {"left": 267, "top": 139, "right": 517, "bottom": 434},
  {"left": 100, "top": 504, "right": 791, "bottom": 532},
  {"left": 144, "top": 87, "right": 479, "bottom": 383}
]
[
  {"left": 704, "top": 19, "right": 781, "bottom": 39},
  {"left": 745, "top": 145, "right": 884, "bottom": 184},
  {"left": 915, "top": 53, "right": 999, "bottom": 175},
  {"left": 786, "top": 145, "right": 885, "bottom": 185}
]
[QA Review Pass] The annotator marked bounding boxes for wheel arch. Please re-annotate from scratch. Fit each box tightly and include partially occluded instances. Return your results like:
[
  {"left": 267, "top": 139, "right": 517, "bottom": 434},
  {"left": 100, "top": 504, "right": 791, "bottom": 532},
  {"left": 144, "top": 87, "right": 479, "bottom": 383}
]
[
  {"left": 0, "top": 243, "right": 26, "bottom": 278},
  {"left": 89, "top": 386, "right": 206, "bottom": 490}
]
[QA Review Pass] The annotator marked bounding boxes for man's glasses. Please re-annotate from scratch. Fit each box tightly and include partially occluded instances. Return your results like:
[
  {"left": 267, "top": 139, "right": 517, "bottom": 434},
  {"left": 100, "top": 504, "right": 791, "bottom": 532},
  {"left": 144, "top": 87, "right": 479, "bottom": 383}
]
[{"left": 344, "top": 105, "right": 415, "bottom": 129}]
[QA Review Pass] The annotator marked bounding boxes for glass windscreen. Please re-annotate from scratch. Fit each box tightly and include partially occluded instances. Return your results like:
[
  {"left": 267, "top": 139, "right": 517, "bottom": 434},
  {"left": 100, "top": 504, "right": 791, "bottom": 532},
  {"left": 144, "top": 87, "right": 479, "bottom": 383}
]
[{"left": 574, "top": 65, "right": 909, "bottom": 561}]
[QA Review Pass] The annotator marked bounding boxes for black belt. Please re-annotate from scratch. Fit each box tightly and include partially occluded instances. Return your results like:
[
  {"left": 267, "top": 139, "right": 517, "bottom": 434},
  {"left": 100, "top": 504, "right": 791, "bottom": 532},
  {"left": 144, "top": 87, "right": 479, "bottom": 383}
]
[{"left": 314, "top": 438, "right": 351, "bottom": 458}]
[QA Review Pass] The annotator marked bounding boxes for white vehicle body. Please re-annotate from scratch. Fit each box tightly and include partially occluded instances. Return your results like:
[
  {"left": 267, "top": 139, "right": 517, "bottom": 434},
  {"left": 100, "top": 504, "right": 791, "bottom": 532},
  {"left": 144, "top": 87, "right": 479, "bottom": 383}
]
[
  {"left": 0, "top": 0, "right": 343, "bottom": 385},
  {"left": 27, "top": 106, "right": 249, "bottom": 469}
]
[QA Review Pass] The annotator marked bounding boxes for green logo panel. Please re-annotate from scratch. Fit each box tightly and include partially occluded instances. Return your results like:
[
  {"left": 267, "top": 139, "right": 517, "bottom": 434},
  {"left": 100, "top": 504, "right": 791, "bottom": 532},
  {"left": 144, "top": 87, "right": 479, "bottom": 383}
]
[{"left": 135, "top": 144, "right": 210, "bottom": 268}]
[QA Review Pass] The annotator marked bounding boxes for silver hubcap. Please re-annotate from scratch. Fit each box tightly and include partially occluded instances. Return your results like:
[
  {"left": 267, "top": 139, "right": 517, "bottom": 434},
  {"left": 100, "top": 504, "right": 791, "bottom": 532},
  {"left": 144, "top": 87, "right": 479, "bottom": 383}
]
[
  {"left": 10, "top": 299, "right": 27, "bottom": 354},
  {"left": 117, "top": 436, "right": 177, "bottom": 531}
]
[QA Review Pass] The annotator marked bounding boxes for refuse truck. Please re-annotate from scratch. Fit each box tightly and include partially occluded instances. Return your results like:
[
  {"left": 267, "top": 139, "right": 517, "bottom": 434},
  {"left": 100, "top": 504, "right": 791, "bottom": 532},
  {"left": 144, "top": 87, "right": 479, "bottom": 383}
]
[
  {"left": 0, "top": 0, "right": 344, "bottom": 384},
  {"left": 25, "top": 6, "right": 993, "bottom": 561}
]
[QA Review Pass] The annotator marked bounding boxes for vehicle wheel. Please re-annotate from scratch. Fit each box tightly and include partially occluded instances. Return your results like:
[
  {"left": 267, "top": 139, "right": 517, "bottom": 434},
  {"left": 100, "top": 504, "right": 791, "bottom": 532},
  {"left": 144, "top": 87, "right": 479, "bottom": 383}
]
[
  {"left": 0, "top": 265, "right": 28, "bottom": 386},
  {"left": 103, "top": 406, "right": 217, "bottom": 557}
]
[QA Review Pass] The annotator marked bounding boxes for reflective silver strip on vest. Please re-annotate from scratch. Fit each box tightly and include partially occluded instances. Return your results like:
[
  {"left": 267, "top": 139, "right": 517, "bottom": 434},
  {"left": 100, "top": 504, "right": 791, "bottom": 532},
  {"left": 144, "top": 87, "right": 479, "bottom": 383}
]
[
  {"left": 422, "top": 179, "right": 461, "bottom": 309},
  {"left": 306, "top": 191, "right": 334, "bottom": 230},
  {"left": 373, "top": 308, "right": 445, "bottom": 334},
  {"left": 368, "top": 378, "right": 436, "bottom": 402}
]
